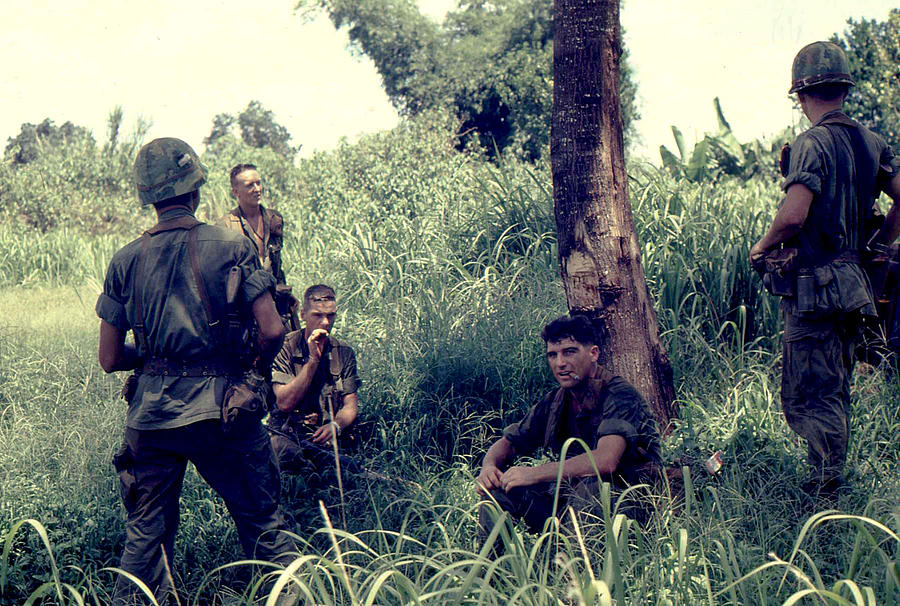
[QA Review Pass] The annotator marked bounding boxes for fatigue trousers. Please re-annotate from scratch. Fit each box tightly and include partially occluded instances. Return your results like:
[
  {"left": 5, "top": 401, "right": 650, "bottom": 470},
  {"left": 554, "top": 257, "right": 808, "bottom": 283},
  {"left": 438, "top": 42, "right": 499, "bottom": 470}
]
[
  {"left": 111, "top": 419, "right": 297, "bottom": 605},
  {"left": 270, "top": 430, "right": 360, "bottom": 484},
  {"left": 782, "top": 307, "right": 860, "bottom": 488},
  {"left": 478, "top": 476, "right": 650, "bottom": 543}
]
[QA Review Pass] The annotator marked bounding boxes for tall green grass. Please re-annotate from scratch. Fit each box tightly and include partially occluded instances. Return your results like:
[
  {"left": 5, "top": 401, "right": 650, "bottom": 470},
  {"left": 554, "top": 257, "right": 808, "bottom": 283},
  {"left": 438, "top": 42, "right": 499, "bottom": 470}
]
[{"left": 2, "top": 112, "right": 899, "bottom": 603}]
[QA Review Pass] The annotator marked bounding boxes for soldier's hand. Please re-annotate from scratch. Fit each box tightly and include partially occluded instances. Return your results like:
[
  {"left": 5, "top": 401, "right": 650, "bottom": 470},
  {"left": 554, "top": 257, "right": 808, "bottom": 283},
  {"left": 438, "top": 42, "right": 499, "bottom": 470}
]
[
  {"left": 302, "top": 412, "right": 319, "bottom": 426},
  {"left": 500, "top": 466, "right": 537, "bottom": 492},
  {"left": 311, "top": 421, "right": 339, "bottom": 445},
  {"left": 749, "top": 242, "right": 767, "bottom": 267},
  {"left": 307, "top": 329, "right": 329, "bottom": 361},
  {"left": 476, "top": 465, "right": 503, "bottom": 495}
]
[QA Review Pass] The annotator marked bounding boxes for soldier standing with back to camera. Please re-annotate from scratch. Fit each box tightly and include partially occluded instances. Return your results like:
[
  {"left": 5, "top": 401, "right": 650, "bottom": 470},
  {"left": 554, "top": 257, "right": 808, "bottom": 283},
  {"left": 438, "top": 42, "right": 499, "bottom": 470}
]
[
  {"left": 96, "top": 139, "right": 296, "bottom": 604},
  {"left": 750, "top": 42, "right": 900, "bottom": 500}
]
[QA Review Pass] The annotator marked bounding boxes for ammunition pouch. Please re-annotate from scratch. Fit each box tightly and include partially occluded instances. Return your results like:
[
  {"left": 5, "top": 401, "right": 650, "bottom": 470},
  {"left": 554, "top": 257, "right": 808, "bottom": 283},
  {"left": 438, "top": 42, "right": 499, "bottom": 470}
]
[
  {"left": 121, "top": 374, "right": 139, "bottom": 404},
  {"left": 274, "top": 284, "right": 300, "bottom": 331},
  {"left": 223, "top": 370, "right": 273, "bottom": 434},
  {"left": 754, "top": 248, "right": 799, "bottom": 297}
]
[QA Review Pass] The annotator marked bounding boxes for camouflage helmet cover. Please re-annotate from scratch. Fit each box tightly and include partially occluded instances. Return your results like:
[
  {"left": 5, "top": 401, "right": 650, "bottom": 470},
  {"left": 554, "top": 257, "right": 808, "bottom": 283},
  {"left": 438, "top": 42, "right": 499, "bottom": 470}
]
[
  {"left": 133, "top": 137, "right": 208, "bottom": 205},
  {"left": 789, "top": 41, "right": 855, "bottom": 94}
]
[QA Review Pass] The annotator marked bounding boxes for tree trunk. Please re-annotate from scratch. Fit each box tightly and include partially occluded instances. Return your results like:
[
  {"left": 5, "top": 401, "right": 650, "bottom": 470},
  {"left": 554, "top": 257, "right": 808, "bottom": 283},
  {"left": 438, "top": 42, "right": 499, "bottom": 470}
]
[{"left": 551, "top": 0, "right": 677, "bottom": 429}]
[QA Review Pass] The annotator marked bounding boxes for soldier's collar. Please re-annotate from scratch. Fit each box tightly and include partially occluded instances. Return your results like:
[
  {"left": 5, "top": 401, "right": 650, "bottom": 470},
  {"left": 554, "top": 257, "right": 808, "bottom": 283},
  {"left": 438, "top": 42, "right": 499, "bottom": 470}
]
[
  {"left": 584, "top": 365, "right": 614, "bottom": 400},
  {"left": 158, "top": 207, "right": 195, "bottom": 221},
  {"left": 814, "top": 110, "right": 857, "bottom": 129}
]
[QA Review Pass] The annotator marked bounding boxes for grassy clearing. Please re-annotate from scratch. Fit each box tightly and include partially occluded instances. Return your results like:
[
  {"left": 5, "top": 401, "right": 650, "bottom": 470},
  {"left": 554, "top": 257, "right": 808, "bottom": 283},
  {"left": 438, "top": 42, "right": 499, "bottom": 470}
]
[{"left": 2, "top": 114, "right": 900, "bottom": 603}]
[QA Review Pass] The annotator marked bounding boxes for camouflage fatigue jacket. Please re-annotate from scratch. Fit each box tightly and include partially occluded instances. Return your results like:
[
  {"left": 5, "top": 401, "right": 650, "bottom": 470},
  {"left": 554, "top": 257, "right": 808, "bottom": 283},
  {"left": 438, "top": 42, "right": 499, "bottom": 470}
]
[
  {"left": 269, "top": 330, "right": 360, "bottom": 432},
  {"left": 217, "top": 205, "right": 286, "bottom": 284},
  {"left": 503, "top": 364, "right": 661, "bottom": 484},
  {"left": 96, "top": 208, "right": 276, "bottom": 430}
]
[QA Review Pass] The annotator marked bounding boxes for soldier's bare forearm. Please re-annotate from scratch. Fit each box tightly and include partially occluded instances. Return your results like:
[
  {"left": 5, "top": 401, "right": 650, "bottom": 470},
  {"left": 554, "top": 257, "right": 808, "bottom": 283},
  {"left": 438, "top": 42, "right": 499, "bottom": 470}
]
[
  {"left": 99, "top": 321, "right": 140, "bottom": 373},
  {"left": 482, "top": 437, "right": 516, "bottom": 471},
  {"left": 273, "top": 358, "right": 319, "bottom": 412}
]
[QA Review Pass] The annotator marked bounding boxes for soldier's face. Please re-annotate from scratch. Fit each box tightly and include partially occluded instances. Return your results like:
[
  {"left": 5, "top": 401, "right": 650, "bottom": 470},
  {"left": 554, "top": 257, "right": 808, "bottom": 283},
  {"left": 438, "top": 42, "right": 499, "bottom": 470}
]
[
  {"left": 302, "top": 300, "right": 337, "bottom": 336},
  {"left": 546, "top": 337, "right": 599, "bottom": 389},
  {"left": 232, "top": 169, "right": 262, "bottom": 209}
]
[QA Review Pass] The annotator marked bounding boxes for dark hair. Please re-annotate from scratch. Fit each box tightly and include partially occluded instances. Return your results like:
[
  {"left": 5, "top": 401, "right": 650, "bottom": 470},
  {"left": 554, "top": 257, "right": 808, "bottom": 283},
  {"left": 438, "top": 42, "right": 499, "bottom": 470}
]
[
  {"left": 229, "top": 163, "right": 258, "bottom": 188},
  {"left": 302, "top": 284, "right": 336, "bottom": 312},
  {"left": 541, "top": 314, "right": 596, "bottom": 346},
  {"left": 153, "top": 189, "right": 198, "bottom": 211},
  {"left": 800, "top": 83, "right": 849, "bottom": 102}
]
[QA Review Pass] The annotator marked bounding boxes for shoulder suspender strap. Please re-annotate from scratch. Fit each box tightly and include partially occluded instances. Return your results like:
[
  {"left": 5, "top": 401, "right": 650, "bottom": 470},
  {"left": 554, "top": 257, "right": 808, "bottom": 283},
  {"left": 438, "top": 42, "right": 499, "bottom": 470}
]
[
  {"left": 822, "top": 121, "right": 878, "bottom": 248},
  {"left": 187, "top": 225, "right": 220, "bottom": 342},
  {"left": 843, "top": 125, "right": 878, "bottom": 246},
  {"left": 132, "top": 234, "right": 152, "bottom": 356},
  {"left": 330, "top": 343, "right": 343, "bottom": 391}
]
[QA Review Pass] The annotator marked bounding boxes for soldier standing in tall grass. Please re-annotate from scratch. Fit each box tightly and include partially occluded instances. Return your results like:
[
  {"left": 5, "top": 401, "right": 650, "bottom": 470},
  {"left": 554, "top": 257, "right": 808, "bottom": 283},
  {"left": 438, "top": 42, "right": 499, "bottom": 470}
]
[
  {"left": 218, "top": 163, "right": 300, "bottom": 331},
  {"left": 750, "top": 41, "right": 900, "bottom": 501},
  {"left": 96, "top": 139, "right": 296, "bottom": 604}
]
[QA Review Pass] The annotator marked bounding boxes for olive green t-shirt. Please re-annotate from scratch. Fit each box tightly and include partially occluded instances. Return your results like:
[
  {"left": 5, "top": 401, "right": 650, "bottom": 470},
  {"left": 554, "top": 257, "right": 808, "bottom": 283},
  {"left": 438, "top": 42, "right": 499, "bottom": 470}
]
[{"left": 269, "top": 329, "right": 360, "bottom": 429}]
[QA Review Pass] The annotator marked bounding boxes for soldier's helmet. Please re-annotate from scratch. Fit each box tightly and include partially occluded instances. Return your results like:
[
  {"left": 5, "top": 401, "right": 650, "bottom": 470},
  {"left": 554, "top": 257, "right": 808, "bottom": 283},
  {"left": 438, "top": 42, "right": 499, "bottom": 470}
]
[
  {"left": 134, "top": 138, "right": 208, "bottom": 205},
  {"left": 789, "top": 41, "right": 855, "bottom": 94}
]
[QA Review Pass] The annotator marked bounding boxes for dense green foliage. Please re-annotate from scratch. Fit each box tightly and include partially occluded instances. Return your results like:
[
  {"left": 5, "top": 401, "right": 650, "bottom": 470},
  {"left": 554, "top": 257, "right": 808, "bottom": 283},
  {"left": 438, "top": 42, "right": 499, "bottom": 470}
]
[
  {"left": 298, "top": 0, "right": 639, "bottom": 159},
  {"left": 834, "top": 9, "right": 900, "bottom": 150},
  {"left": 4, "top": 118, "right": 95, "bottom": 167},
  {"left": 659, "top": 98, "right": 792, "bottom": 184},
  {"left": 205, "top": 100, "right": 299, "bottom": 159},
  {"left": 2, "top": 110, "right": 900, "bottom": 603}
]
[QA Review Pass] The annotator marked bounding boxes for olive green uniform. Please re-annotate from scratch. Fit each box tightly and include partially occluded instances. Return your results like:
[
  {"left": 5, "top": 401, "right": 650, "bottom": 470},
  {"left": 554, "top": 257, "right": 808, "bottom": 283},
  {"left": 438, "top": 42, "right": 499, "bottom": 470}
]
[
  {"left": 97, "top": 208, "right": 296, "bottom": 605},
  {"left": 780, "top": 110, "right": 900, "bottom": 487},
  {"left": 268, "top": 330, "right": 361, "bottom": 481},
  {"left": 481, "top": 365, "right": 661, "bottom": 533},
  {"left": 217, "top": 205, "right": 286, "bottom": 284}
]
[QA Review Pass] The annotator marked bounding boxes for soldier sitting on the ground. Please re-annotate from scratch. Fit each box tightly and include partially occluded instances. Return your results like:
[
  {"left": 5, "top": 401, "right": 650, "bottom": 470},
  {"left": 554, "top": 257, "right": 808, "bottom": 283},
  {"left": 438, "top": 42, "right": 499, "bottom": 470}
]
[
  {"left": 267, "top": 284, "right": 361, "bottom": 486},
  {"left": 476, "top": 314, "right": 662, "bottom": 536}
]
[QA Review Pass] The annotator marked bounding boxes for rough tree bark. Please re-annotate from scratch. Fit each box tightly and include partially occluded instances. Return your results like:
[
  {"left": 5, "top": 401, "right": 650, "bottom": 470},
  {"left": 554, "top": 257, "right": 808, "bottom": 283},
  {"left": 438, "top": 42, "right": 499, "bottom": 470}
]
[{"left": 551, "top": 0, "right": 677, "bottom": 428}]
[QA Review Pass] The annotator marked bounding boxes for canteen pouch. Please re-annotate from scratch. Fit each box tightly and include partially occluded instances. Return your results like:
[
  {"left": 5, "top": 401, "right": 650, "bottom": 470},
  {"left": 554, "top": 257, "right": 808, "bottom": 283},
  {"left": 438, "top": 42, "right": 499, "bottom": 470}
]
[
  {"left": 796, "top": 271, "right": 815, "bottom": 313},
  {"left": 222, "top": 370, "right": 271, "bottom": 434}
]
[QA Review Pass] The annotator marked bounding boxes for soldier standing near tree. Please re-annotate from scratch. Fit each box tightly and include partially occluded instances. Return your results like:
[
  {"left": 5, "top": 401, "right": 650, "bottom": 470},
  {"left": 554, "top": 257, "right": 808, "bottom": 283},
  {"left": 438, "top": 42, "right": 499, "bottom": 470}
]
[{"left": 750, "top": 41, "right": 900, "bottom": 500}]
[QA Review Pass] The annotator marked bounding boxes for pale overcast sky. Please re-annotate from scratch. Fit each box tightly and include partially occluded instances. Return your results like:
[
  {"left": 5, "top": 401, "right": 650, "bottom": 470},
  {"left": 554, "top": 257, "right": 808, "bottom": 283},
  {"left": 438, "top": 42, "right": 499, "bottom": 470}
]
[{"left": 1, "top": 1, "right": 895, "bottom": 163}]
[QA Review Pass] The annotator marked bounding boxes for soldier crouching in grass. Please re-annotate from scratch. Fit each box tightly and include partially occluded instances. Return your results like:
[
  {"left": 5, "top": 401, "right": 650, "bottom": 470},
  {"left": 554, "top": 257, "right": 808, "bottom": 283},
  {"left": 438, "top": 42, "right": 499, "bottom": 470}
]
[
  {"left": 267, "top": 285, "right": 362, "bottom": 492},
  {"left": 96, "top": 138, "right": 297, "bottom": 605},
  {"left": 476, "top": 315, "right": 662, "bottom": 539}
]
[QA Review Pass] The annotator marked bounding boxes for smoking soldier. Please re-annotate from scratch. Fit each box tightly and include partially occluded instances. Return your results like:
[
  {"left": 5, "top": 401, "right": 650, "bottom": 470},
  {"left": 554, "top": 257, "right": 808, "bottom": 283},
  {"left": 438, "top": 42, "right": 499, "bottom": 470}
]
[
  {"left": 476, "top": 315, "right": 661, "bottom": 535},
  {"left": 267, "top": 285, "right": 362, "bottom": 486}
]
